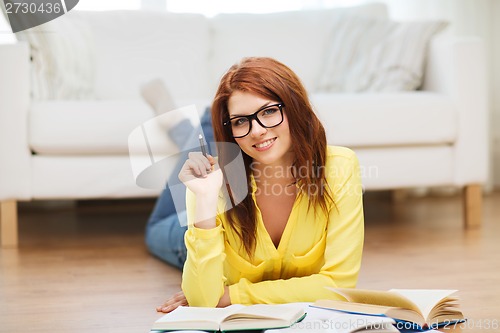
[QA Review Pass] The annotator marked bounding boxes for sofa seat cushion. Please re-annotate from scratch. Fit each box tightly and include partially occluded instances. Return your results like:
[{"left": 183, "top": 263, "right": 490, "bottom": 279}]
[
  {"left": 311, "top": 92, "right": 456, "bottom": 147},
  {"left": 29, "top": 100, "right": 176, "bottom": 155},
  {"left": 30, "top": 93, "right": 456, "bottom": 155}
]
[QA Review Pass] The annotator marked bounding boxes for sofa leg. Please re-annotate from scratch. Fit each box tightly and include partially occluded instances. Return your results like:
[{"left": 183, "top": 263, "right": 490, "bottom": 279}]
[
  {"left": 463, "top": 184, "right": 482, "bottom": 229},
  {"left": 0, "top": 200, "right": 18, "bottom": 248},
  {"left": 391, "top": 189, "right": 409, "bottom": 202}
]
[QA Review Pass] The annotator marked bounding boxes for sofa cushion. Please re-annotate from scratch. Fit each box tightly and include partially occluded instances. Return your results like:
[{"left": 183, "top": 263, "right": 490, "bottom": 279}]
[
  {"left": 210, "top": 3, "right": 388, "bottom": 94},
  {"left": 30, "top": 93, "right": 456, "bottom": 155},
  {"left": 29, "top": 100, "right": 203, "bottom": 156},
  {"left": 29, "top": 99, "right": 210, "bottom": 155},
  {"left": 310, "top": 92, "right": 456, "bottom": 147},
  {"left": 14, "top": 11, "right": 96, "bottom": 100},
  {"left": 29, "top": 100, "right": 157, "bottom": 155},
  {"left": 72, "top": 10, "right": 212, "bottom": 101},
  {"left": 317, "top": 17, "right": 448, "bottom": 92}
]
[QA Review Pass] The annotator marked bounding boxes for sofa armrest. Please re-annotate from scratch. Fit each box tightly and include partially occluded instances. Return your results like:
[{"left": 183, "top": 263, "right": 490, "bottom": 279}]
[
  {"left": 423, "top": 36, "right": 489, "bottom": 185},
  {"left": 0, "top": 42, "right": 32, "bottom": 200}
]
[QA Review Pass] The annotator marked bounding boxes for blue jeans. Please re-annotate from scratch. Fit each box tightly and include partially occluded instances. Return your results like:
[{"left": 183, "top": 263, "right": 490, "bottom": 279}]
[{"left": 145, "top": 108, "right": 214, "bottom": 270}]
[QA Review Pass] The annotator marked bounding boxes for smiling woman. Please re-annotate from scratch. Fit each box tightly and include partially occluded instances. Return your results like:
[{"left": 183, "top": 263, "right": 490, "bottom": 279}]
[{"left": 151, "top": 57, "right": 365, "bottom": 312}]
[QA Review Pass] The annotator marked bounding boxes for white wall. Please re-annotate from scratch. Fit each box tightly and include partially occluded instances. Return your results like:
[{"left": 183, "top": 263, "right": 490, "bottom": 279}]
[{"left": 0, "top": 2, "right": 15, "bottom": 43}]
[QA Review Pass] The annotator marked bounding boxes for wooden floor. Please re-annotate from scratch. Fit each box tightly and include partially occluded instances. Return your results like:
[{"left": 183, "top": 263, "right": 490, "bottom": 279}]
[{"left": 1, "top": 191, "right": 499, "bottom": 333}]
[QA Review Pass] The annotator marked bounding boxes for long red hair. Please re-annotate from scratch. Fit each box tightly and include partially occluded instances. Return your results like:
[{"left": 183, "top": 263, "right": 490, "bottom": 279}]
[{"left": 211, "top": 57, "right": 332, "bottom": 256}]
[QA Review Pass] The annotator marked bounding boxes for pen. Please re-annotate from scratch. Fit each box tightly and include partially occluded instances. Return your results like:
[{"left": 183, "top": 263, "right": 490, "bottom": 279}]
[{"left": 198, "top": 134, "right": 208, "bottom": 157}]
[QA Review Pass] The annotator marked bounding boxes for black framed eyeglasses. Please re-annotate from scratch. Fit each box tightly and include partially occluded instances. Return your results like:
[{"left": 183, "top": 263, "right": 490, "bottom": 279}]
[{"left": 223, "top": 103, "right": 284, "bottom": 138}]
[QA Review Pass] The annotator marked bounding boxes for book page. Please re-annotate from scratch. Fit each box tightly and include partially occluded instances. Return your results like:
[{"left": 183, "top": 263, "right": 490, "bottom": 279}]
[
  {"left": 225, "top": 303, "right": 305, "bottom": 321},
  {"left": 220, "top": 304, "right": 305, "bottom": 331},
  {"left": 154, "top": 304, "right": 245, "bottom": 328},
  {"left": 389, "top": 289, "right": 457, "bottom": 322},
  {"left": 313, "top": 299, "right": 425, "bottom": 326},
  {"left": 327, "top": 288, "right": 421, "bottom": 315}
]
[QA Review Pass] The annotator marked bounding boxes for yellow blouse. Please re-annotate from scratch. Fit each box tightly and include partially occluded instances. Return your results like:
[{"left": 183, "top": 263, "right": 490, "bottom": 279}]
[{"left": 182, "top": 146, "right": 364, "bottom": 307}]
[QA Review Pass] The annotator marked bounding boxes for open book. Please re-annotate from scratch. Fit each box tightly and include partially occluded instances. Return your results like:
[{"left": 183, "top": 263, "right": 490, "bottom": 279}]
[
  {"left": 313, "top": 288, "right": 465, "bottom": 330},
  {"left": 151, "top": 303, "right": 306, "bottom": 332}
]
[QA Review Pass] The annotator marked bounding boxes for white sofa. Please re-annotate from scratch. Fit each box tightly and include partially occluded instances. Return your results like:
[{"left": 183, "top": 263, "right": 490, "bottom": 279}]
[{"left": 0, "top": 4, "right": 489, "bottom": 247}]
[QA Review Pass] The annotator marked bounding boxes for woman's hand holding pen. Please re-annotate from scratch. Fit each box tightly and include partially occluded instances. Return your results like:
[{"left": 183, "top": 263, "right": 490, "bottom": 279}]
[
  {"left": 178, "top": 152, "right": 223, "bottom": 229},
  {"left": 178, "top": 152, "right": 223, "bottom": 196}
]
